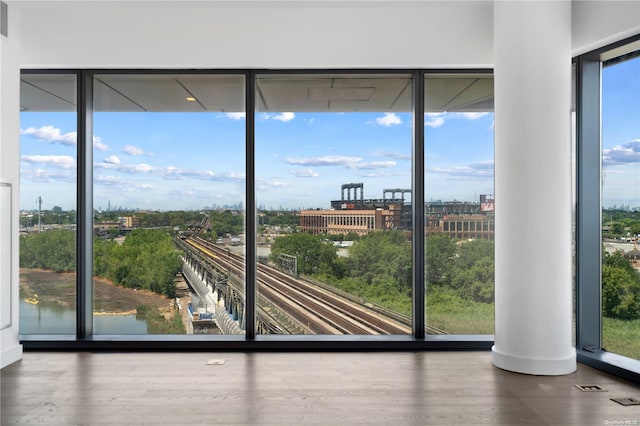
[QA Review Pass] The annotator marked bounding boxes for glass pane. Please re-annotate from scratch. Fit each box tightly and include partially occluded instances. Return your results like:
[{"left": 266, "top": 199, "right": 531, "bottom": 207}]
[
  {"left": 424, "top": 74, "right": 495, "bottom": 335},
  {"left": 19, "top": 74, "right": 77, "bottom": 334},
  {"left": 256, "top": 73, "right": 413, "bottom": 335},
  {"left": 601, "top": 54, "right": 640, "bottom": 359},
  {"left": 92, "top": 74, "right": 246, "bottom": 335}
]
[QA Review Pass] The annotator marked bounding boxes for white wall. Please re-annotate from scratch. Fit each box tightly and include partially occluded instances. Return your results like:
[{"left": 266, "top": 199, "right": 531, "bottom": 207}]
[
  {"left": 18, "top": 1, "right": 494, "bottom": 69},
  {"left": 1, "top": 2, "right": 23, "bottom": 369},
  {"left": 572, "top": 0, "right": 640, "bottom": 56}
]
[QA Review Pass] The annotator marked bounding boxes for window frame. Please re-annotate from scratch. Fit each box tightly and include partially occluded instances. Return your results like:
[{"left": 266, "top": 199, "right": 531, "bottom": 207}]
[
  {"left": 19, "top": 68, "right": 495, "bottom": 351},
  {"left": 575, "top": 35, "right": 640, "bottom": 382}
]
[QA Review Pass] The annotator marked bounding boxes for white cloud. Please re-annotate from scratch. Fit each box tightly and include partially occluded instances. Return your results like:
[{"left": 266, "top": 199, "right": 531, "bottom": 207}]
[
  {"left": 374, "top": 150, "right": 411, "bottom": 161},
  {"left": 375, "top": 113, "right": 402, "bottom": 127},
  {"left": 603, "top": 139, "right": 640, "bottom": 166},
  {"left": 21, "top": 125, "right": 109, "bottom": 151},
  {"left": 284, "top": 155, "right": 397, "bottom": 171},
  {"left": 95, "top": 175, "right": 128, "bottom": 185},
  {"left": 424, "top": 112, "right": 492, "bottom": 128},
  {"left": 95, "top": 162, "right": 155, "bottom": 174},
  {"left": 95, "top": 175, "right": 154, "bottom": 191},
  {"left": 284, "top": 155, "right": 363, "bottom": 167},
  {"left": 290, "top": 168, "right": 319, "bottom": 178},
  {"left": 256, "top": 112, "right": 295, "bottom": 122},
  {"left": 21, "top": 126, "right": 77, "bottom": 146},
  {"left": 428, "top": 160, "right": 494, "bottom": 179},
  {"left": 225, "top": 112, "right": 246, "bottom": 120},
  {"left": 359, "top": 171, "right": 404, "bottom": 178},
  {"left": 273, "top": 112, "right": 295, "bottom": 122},
  {"left": 425, "top": 113, "right": 446, "bottom": 128},
  {"left": 458, "top": 112, "right": 490, "bottom": 120},
  {"left": 123, "top": 145, "right": 146, "bottom": 156},
  {"left": 104, "top": 155, "right": 121, "bottom": 164},
  {"left": 21, "top": 155, "right": 76, "bottom": 170},
  {"left": 93, "top": 136, "right": 108, "bottom": 152},
  {"left": 20, "top": 168, "right": 76, "bottom": 183},
  {"left": 95, "top": 160, "right": 246, "bottom": 183},
  {"left": 256, "top": 178, "right": 289, "bottom": 191},
  {"left": 159, "top": 168, "right": 245, "bottom": 182},
  {"left": 350, "top": 161, "right": 397, "bottom": 170},
  {"left": 470, "top": 160, "right": 494, "bottom": 170}
]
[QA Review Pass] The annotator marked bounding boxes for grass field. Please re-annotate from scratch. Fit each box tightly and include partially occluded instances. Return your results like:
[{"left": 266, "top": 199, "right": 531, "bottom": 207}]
[
  {"left": 426, "top": 288, "right": 494, "bottom": 335},
  {"left": 602, "top": 317, "right": 640, "bottom": 360}
]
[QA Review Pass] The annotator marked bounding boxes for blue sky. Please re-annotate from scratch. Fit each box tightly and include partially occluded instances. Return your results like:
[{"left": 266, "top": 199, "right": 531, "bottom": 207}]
[
  {"left": 20, "top": 59, "right": 637, "bottom": 213},
  {"left": 19, "top": 108, "right": 494, "bottom": 212},
  {"left": 21, "top": 107, "right": 493, "bottom": 210},
  {"left": 602, "top": 55, "right": 640, "bottom": 208}
]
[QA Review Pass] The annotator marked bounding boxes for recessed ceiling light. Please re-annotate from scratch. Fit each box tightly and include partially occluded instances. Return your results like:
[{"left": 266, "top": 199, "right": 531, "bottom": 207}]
[{"left": 186, "top": 97, "right": 196, "bottom": 102}]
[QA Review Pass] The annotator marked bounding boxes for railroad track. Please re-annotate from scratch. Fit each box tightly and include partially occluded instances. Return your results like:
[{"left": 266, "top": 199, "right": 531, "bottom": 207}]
[{"left": 184, "top": 236, "right": 446, "bottom": 335}]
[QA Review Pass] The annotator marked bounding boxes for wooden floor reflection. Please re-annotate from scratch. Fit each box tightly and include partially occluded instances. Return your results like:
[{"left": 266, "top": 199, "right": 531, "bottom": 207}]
[{"left": 2, "top": 351, "right": 639, "bottom": 425}]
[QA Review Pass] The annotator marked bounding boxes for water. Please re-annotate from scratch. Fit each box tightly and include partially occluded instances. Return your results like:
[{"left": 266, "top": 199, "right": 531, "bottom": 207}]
[{"left": 19, "top": 299, "right": 148, "bottom": 335}]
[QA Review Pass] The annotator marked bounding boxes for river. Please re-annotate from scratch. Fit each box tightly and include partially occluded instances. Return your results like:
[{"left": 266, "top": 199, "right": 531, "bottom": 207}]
[{"left": 20, "top": 299, "right": 148, "bottom": 334}]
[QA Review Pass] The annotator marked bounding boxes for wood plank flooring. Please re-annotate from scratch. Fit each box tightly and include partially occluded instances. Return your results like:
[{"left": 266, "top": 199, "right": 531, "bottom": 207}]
[{"left": 2, "top": 351, "right": 640, "bottom": 425}]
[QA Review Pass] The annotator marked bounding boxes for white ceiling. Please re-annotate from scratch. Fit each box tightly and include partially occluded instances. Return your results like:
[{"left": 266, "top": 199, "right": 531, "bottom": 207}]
[{"left": 20, "top": 73, "right": 493, "bottom": 113}]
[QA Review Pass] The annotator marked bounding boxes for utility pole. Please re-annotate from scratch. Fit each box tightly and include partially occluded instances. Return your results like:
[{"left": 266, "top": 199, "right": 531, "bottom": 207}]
[{"left": 36, "top": 196, "right": 43, "bottom": 232}]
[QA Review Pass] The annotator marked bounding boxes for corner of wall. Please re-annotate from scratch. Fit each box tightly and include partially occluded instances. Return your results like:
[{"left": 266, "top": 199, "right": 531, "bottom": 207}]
[
  {"left": 1, "top": 0, "right": 23, "bottom": 370},
  {"left": 572, "top": 0, "right": 640, "bottom": 56}
]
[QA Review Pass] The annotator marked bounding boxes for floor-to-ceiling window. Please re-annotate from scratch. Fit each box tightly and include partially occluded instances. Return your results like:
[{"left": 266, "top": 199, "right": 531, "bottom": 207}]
[
  {"left": 18, "top": 69, "right": 496, "bottom": 347},
  {"left": 19, "top": 73, "right": 77, "bottom": 335},
  {"left": 600, "top": 53, "right": 640, "bottom": 360},
  {"left": 577, "top": 36, "right": 640, "bottom": 381},
  {"left": 91, "top": 73, "right": 246, "bottom": 335},
  {"left": 254, "top": 72, "right": 413, "bottom": 335},
  {"left": 424, "top": 74, "right": 495, "bottom": 335}
]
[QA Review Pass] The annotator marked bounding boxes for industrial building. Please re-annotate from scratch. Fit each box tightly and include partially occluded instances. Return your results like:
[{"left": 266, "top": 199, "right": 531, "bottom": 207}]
[{"left": 302, "top": 183, "right": 494, "bottom": 240}]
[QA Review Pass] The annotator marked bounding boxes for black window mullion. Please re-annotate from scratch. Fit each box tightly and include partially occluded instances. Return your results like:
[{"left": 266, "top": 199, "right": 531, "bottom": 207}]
[
  {"left": 412, "top": 71, "right": 426, "bottom": 339},
  {"left": 76, "top": 71, "right": 94, "bottom": 339},
  {"left": 245, "top": 71, "right": 256, "bottom": 340}
]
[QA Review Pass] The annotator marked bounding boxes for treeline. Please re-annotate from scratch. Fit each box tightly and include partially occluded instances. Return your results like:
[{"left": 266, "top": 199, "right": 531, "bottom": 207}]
[
  {"left": 259, "top": 211, "right": 299, "bottom": 227},
  {"left": 94, "top": 229, "right": 182, "bottom": 297},
  {"left": 93, "top": 210, "right": 244, "bottom": 238},
  {"left": 20, "top": 229, "right": 76, "bottom": 273},
  {"left": 271, "top": 231, "right": 640, "bottom": 322},
  {"left": 603, "top": 209, "right": 640, "bottom": 238},
  {"left": 20, "top": 229, "right": 183, "bottom": 297},
  {"left": 269, "top": 231, "right": 495, "bottom": 315}
]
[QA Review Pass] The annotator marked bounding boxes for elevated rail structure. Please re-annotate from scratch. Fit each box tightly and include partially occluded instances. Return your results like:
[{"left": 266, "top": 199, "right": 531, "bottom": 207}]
[{"left": 175, "top": 236, "right": 444, "bottom": 335}]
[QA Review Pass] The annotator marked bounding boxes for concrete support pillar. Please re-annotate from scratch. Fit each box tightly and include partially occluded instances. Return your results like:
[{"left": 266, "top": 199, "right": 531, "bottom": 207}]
[{"left": 492, "top": 1, "right": 575, "bottom": 375}]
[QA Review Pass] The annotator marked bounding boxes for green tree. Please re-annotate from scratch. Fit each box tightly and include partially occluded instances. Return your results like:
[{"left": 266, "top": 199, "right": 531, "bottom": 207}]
[
  {"left": 610, "top": 222, "right": 624, "bottom": 236},
  {"left": 269, "top": 233, "right": 338, "bottom": 275},
  {"left": 20, "top": 229, "right": 76, "bottom": 272},
  {"left": 456, "top": 239, "right": 494, "bottom": 270},
  {"left": 348, "top": 231, "right": 411, "bottom": 290},
  {"left": 98, "top": 229, "right": 182, "bottom": 297},
  {"left": 452, "top": 257, "right": 495, "bottom": 303},
  {"left": 602, "top": 251, "right": 640, "bottom": 320},
  {"left": 425, "top": 233, "right": 457, "bottom": 286}
]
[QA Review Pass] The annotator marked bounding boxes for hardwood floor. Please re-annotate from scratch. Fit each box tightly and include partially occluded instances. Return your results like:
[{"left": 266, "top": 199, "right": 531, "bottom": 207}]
[{"left": 2, "top": 351, "right": 639, "bottom": 425}]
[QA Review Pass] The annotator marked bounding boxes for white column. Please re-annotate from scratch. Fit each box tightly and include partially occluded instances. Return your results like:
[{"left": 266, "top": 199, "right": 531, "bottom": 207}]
[
  {"left": 492, "top": 1, "right": 575, "bottom": 375},
  {"left": 1, "top": 2, "right": 23, "bottom": 369}
]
